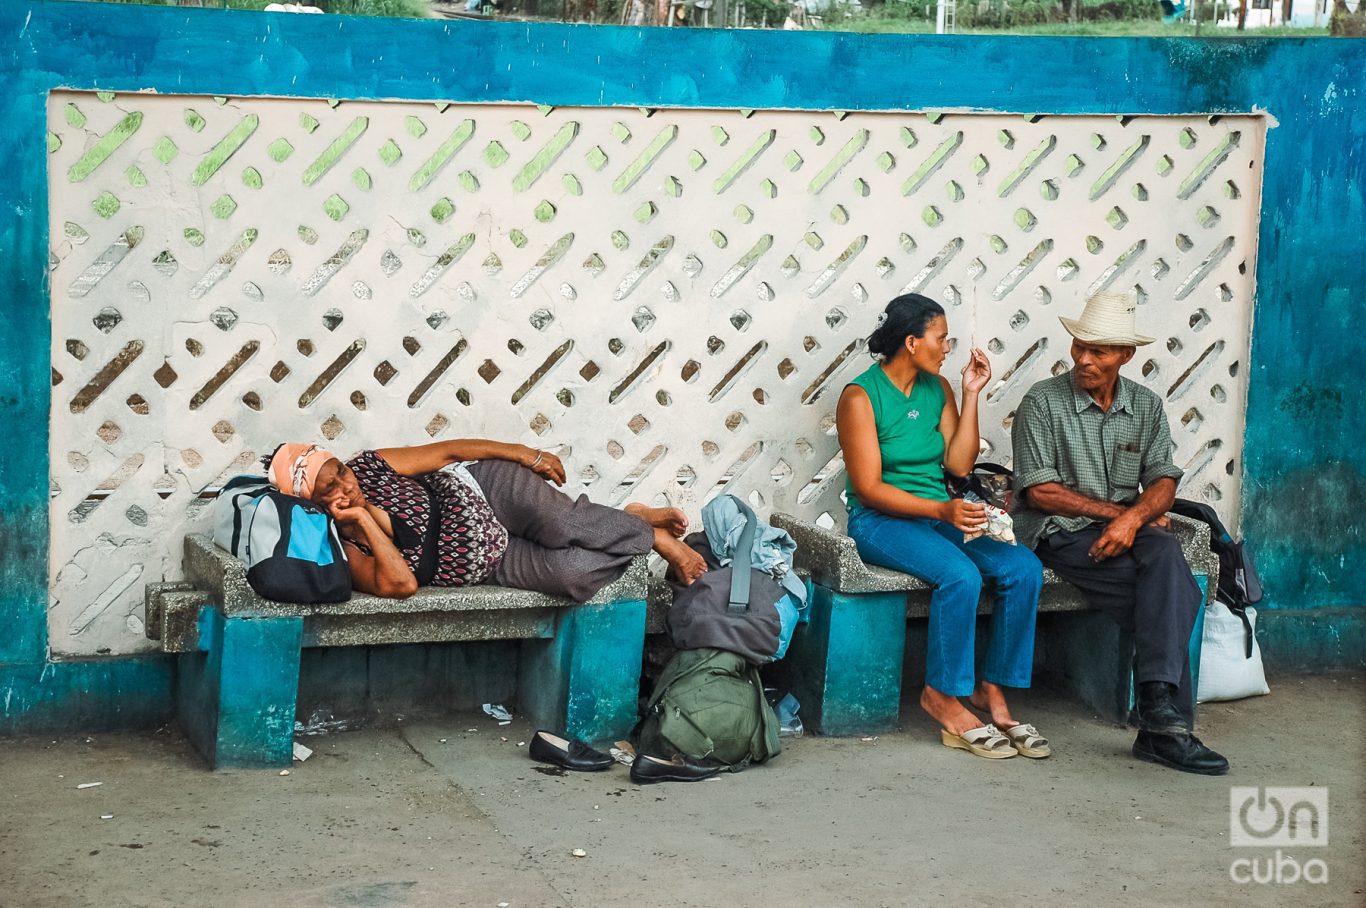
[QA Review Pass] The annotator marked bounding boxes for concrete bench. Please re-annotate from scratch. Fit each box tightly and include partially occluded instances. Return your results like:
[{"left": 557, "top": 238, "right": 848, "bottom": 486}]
[
  {"left": 144, "top": 534, "right": 649, "bottom": 769},
  {"left": 769, "top": 512, "right": 1218, "bottom": 736}
]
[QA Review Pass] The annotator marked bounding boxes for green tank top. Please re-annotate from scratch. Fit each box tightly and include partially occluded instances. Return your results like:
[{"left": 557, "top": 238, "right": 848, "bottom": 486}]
[{"left": 845, "top": 362, "right": 949, "bottom": 510}]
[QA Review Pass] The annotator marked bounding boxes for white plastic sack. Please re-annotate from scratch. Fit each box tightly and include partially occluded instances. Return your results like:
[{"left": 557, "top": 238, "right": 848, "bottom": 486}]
[{"left": 1196, "top": 601, "right": 1270, "bottom": 703}]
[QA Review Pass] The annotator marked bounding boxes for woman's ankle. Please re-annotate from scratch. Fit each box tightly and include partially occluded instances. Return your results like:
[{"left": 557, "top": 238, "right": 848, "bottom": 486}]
[
  {"left": 920, "top": 686, "right": 979, "bottom": 735},
  {"left": 970, "top": 681, "right": 1015, "bottom": 727}
]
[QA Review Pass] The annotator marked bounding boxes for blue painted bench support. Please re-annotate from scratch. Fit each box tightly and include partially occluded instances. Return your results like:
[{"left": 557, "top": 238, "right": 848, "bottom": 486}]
[
  {"left": 783, "top": 585, "right": 908, "bottom": 737},
  {"left": 174, "top": 608, "right": 304, "bottom": 769},
  {"left": 146, "top": 534, "right": 648, "bottom": 769},
  {"left": 771, "top": 513, "right": 1216, "bottom": 736},
  {"left": 517, "top": 598, "right": 647, "bottom": 746}
]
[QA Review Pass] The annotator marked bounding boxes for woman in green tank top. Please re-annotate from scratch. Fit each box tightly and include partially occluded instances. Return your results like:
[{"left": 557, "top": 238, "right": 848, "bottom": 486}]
[{"left": 837, "top": 294, "right": 1049, "bottom": 760}]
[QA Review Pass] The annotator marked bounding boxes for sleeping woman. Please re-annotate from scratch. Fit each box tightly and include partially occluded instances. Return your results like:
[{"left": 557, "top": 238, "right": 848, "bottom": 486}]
[{"left": 265, "top": 440, "right": 706, "bottom": 601}]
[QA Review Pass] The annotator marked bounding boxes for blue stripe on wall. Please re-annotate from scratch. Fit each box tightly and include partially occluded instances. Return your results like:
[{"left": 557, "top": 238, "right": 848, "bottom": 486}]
[{"left": 0, "top": 657, "right": 174, "bottom": 733}]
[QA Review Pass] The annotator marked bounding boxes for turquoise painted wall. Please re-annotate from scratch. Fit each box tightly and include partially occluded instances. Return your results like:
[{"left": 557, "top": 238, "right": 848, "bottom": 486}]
[{"left": 1, "top": 1, "right": 1361, "bottom": 731}]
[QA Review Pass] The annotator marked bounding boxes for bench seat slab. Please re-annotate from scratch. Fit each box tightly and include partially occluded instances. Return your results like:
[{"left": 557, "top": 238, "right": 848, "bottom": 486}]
[
  {"left": 300, "top": 610, "right": 557, "bottom": 648},
  {"left": 182, "top": 534, "right": 647, "bottom": 618}
]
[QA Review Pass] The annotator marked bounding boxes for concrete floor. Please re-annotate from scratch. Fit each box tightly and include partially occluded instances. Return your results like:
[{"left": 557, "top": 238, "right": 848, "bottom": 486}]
[{"left": 1, "top": 674, "right": 1362, "bottom": 908}]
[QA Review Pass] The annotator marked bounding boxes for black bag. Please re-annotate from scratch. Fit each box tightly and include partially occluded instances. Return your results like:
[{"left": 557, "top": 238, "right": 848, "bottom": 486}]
[
  {"left": 665, "top": 497, "right": 790, "bottom": 665},
  {"left": 945, "top": 461, "right": 1014, "bottom": 508},
  {"left": 1169, "top": 498, "right": 1263, "bottom": 657},
  {"left": 213, "top": 476, "right": 352, "bottom": 603}
]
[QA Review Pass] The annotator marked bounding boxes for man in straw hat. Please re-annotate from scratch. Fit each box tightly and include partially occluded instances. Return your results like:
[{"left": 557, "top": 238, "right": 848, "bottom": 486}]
[{"left": 1010, "top": 291, "right": 1228, "bottom": 775}]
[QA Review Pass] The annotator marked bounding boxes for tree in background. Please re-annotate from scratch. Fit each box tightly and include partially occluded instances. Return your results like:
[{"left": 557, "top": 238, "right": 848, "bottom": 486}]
[
  {"left": 1329, "top": 0, "right": 1365, "bottom": 34},
  {"left": 80, "top": 0, "right": 431, "bottom": 16}
]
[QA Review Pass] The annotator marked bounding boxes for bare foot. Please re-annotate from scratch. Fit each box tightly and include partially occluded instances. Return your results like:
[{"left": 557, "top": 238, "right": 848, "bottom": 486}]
[
  {"left": 654, "top": 528, "right": 707, "bottom": 585},
  {"left": 920, "top": 685, "right": 987, "bottom": 737},
  {"left": 967, "top": 681, "right": 1017, "bottom": 729},
  {"left": 625, "top": 502, "right": 689, "bottom": 538}
]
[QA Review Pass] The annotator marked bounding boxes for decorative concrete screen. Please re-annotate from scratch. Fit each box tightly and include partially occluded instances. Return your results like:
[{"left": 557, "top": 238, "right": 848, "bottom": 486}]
[{"left": 47, "top": 92, "right": 1263, "bottom": 656}]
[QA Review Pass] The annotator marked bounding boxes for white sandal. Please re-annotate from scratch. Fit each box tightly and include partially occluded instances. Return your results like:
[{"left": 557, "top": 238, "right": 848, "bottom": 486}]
[
  {"left": 941, "top": 724, "right": 1016, "bottom": 760},
  {"left": 1001, "top": 723, "right": 1051, "bottom": 759}
]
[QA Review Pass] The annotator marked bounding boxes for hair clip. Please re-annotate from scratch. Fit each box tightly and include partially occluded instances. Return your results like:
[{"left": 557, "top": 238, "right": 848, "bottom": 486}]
[{"left": 875, "top": 311, "right": 888, "bottom": 328}]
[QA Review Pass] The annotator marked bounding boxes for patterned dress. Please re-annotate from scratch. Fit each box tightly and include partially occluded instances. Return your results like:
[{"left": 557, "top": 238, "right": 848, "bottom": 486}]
[{"left": 345, "top": 450, "right": 509, "bottom": 587}]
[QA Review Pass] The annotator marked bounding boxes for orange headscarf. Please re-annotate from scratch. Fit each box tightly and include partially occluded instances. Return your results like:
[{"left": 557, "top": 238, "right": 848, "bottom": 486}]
[{"left": 268, "top": 443, "right": 338, "bottom": 499}]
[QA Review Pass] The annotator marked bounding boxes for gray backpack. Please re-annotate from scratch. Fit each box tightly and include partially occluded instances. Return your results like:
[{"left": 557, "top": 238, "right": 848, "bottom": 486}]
[{"left": 665, "top": 496, "right": 797, "bottom": 664}]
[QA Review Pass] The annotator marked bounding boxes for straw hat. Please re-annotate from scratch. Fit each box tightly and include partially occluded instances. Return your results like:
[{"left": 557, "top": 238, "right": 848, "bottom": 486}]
[{"left": 1059, "top": 291, "right": 1154, "bottom": 347}]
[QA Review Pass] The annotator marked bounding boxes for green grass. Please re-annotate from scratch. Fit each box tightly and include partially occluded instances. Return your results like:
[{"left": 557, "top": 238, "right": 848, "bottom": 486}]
[
  {"left": 76, "top": 0, "right": 432, "bottom": 16},
  {"left": 71, "top": 0, "right": 1335, "bottom": 31},
  {"left": 81, "top": 0, "right": 272, "bottom": 8},
  {"left": 834, "top": 11, "right": 1328, "bottom": 36},
  {"left": 970, "top": 22, "right": 1324, "bottom": 36},
  {"left": 326, "top": 0, "right": 431, "bottom": 16}
]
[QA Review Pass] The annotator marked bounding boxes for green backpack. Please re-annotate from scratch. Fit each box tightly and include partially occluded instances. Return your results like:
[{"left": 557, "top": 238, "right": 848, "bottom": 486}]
[{"left": 633, "top": 647, "right": 781, "bottom": 771}]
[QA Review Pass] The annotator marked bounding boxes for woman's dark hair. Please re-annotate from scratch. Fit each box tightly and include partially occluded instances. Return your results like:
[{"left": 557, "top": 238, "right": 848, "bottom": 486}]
[
  {"left": 867, "top": 293, "right": 946, "bottom": 360},
  {"left": 260, "top": 443, "right": 285, "bottom": 473}
]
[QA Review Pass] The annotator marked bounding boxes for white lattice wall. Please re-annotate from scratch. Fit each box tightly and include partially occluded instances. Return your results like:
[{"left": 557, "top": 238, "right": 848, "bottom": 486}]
[{"left": 47, "top": 92, "right": 1263, "bottom": 656}]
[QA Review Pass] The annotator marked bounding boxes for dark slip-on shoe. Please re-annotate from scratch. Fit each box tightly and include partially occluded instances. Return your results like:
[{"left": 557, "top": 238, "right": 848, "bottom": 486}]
[
  {"left": 528, "top": 730, "right": 615, "bottom": 772},
  {"left": 629, "top": 753, "right": 722, "bottom": 785}
]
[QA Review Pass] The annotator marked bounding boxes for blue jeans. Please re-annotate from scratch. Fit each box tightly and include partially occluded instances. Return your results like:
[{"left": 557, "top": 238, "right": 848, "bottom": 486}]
[{"left": 847, "top": 508, "right": 1043, "bottom": 696}]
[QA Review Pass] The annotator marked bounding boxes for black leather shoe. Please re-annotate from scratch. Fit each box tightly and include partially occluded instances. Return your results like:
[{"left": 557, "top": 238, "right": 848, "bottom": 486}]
[
  {"left": 1135, "top": 681, "right": 1189, "bottom": 735},
  {"left": 629, "top": 753, "right": 722, "bottom": 785},
  {"left": 528, "top": 731, "right": 615, "bottom": 772},
  {"left": 1132, "top": 730, "right": 1230, "bottom": 775}
]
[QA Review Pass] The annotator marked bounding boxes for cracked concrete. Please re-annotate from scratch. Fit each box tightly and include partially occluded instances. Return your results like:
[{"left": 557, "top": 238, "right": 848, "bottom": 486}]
[
  {"left": 0, "top": 725, "right": 564, "bottom": 908},
  {"left": 2, "top": 674, "right": 1361, "bottom": 907}
]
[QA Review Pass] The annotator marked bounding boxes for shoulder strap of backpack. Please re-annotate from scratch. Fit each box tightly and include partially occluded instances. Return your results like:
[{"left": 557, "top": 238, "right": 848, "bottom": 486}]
[
  {"left": 1169, "top": 497, "right": 1233, "bottom": 543},
  {"left": 1233, "top": 605, "right": 1255, "bottom": 659},
  {"left": 223, "top": 477, "right": 270, "bottom": 555},
  {"left": 726, "top": 496, "right": 759, "bottom": 614},
  {"left": 411, "top": 476, "right": 443, "bottom": 587},
  {"left": 1171, "top": 497, "right": 1257, "bottom": 658}
]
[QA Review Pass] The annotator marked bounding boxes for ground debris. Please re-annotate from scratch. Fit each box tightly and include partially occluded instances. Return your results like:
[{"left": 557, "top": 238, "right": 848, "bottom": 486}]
[{"left": 482, "top": 703, "right": 513, "bottom": 726}]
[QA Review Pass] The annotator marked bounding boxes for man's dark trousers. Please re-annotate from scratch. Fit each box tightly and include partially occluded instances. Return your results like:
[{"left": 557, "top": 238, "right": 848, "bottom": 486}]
[{"left": 1034, "top": 525, "right": 1201, "bottom": 726}]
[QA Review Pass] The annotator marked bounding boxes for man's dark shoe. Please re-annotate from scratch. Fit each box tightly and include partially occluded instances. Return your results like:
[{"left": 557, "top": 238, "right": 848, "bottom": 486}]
[
  {"left": 1132, "top": 730, "right": 1230, "bottom": 775},
  {"left": 1135, "top": 681, "right": 1189, "bottom": 735},
  {"left": 528, "top": 730, "right": 615, "bottom": 772},
  {"left": 629, "top": 753, "right": 722, "bottom": 785}
]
